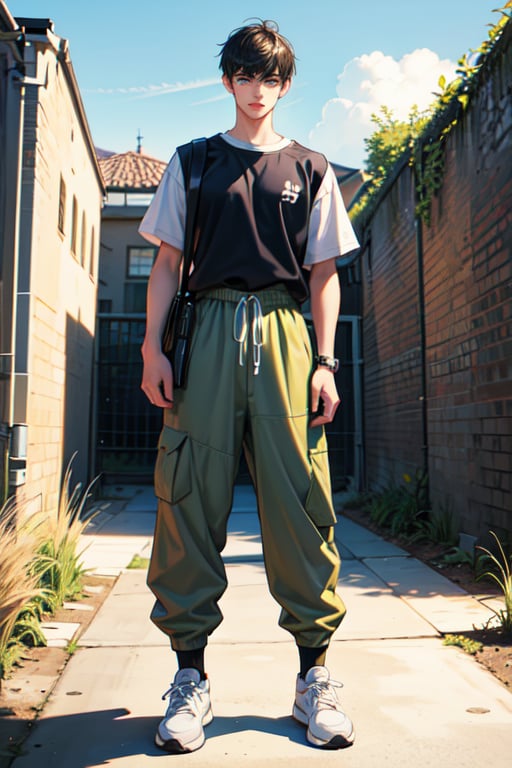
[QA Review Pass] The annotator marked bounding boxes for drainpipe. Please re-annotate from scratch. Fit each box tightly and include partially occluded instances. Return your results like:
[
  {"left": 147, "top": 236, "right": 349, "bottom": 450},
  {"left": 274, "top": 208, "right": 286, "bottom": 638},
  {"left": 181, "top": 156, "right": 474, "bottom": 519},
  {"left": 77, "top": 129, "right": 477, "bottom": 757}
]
[
  {"left": 0, "top": 30, "right": 27, "bottom": 498},
  {"left": 414, "top": 215, "right": 430, "bottom": 509}
]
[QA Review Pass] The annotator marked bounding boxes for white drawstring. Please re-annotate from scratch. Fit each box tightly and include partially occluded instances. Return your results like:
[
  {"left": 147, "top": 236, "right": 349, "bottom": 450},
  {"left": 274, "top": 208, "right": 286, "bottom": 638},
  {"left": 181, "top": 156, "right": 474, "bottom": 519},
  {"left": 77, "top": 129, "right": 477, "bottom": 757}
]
[{"left": 233, "top": 295, "right": 263, "bottom": 375}]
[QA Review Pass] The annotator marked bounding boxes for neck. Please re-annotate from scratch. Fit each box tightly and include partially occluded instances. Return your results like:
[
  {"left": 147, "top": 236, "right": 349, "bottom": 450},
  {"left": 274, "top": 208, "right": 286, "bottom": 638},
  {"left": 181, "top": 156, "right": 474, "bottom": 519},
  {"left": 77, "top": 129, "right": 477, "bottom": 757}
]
[{"left": 228, "top": 109, "right": 282, "bottom": 145}]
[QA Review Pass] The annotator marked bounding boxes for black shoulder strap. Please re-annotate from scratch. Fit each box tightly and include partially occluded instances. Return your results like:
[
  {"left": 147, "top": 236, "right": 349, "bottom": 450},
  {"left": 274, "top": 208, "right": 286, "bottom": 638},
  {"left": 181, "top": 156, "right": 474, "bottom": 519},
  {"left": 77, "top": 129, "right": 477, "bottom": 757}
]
[{"left": 177, "top": 137, "right": 207, "bottom": 294}]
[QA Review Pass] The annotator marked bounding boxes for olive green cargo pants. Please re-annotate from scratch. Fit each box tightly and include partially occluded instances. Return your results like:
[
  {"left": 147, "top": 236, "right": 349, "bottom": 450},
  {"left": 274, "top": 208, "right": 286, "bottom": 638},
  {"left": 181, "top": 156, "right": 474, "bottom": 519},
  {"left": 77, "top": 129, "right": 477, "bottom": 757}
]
[{"left": 147, "top": 286, "right": 346, "bottom": 651}]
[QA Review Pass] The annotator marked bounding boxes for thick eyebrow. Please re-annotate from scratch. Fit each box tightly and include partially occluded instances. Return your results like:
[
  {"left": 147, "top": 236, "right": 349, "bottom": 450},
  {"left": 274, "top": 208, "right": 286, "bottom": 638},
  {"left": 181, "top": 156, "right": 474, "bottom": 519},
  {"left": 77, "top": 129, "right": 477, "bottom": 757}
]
[{"left": 234, "top": 70, "right": 282, "bottom": 81}]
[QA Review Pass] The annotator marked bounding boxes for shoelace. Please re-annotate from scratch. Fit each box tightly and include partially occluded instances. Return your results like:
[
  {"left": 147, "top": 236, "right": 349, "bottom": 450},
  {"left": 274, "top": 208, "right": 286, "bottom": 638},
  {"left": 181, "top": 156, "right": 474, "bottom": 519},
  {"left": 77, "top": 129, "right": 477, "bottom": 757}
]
[
  {"left": 306, "top": 678, "right": 344, "bottom": 710},
  {"left": 233, "top": 295, "right": 263, "bottom": 375},
  {"left": 161, "top": 680, "right": 202, "bottom": 716}
]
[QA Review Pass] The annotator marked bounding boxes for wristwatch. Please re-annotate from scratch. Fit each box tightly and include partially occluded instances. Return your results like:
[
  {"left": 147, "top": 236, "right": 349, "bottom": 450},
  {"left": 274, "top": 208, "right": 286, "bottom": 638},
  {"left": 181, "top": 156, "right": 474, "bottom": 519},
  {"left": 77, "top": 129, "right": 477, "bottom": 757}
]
[{"left": 314, "top": 355, "right": 339, "bottom": 373}]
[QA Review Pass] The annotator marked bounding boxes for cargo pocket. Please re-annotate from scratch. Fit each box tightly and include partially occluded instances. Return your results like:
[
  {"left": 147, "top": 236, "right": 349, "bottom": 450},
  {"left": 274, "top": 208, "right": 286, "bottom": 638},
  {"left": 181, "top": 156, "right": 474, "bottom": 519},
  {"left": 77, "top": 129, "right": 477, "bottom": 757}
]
[
  {"left": 305, "top": 445, "right": 337, "bottom": 528},
  {"left": 154, "top": 426, "right": 192, "bottom": 504}
]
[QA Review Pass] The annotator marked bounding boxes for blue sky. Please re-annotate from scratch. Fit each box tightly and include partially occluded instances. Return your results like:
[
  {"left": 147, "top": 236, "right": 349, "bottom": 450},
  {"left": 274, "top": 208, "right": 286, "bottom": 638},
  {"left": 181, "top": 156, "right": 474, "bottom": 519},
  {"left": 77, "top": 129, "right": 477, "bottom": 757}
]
[{"left": 7, "top": 0, "right": 503, "bottom": 167}]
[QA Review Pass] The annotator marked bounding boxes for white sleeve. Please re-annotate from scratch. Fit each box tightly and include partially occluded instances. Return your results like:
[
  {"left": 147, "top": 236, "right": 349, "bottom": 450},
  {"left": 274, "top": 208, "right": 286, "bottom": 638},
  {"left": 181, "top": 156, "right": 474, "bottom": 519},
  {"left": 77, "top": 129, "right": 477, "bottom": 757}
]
[
  {"left": 138, "top": 152, "right": 186, "bottom": 249},
  {"left": 303, "top": 164, "right": 360, "bottom": 267}
]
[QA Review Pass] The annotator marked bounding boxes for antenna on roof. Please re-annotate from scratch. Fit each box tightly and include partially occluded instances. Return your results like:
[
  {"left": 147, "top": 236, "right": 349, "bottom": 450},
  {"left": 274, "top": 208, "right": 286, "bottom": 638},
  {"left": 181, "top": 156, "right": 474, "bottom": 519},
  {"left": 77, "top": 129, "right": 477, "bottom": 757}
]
[{"left": 136, "top": 130, "right": 143, "bottom": 154}]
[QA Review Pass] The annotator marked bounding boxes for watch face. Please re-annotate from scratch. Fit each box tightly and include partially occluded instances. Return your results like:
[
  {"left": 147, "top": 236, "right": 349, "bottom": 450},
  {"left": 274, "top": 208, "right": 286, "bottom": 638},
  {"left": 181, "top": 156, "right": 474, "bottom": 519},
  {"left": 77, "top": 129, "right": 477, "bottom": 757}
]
[{"left": 316, "top": 355, "right": 339, "bottom": 372}]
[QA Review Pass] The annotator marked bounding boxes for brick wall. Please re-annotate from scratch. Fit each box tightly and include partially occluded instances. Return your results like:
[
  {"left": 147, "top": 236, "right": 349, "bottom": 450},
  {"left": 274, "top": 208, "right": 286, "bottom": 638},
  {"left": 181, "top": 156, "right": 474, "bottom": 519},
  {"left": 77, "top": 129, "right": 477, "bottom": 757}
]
[
  {"left": 358, "top": 22, "right": 512, "bottom": 541},
  {"left": 14, "top": 41, "right": 102, "bottom": 513},
  {"left": 361, "top": 171, "right": 425, "bottom": 488}
]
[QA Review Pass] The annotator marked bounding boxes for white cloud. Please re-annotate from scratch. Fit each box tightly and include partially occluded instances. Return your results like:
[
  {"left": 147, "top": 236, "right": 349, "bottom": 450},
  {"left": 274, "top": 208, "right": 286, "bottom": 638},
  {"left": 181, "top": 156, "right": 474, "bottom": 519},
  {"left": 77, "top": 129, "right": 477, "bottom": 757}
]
[{"left": 308, "top": 48, "right": 457, "bottom": 168}]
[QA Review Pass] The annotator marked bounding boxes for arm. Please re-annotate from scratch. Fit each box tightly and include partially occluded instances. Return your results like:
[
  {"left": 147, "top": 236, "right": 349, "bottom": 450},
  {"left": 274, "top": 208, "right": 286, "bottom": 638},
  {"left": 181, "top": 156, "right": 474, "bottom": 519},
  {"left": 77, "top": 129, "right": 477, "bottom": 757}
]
[
  {"left": 309, "top": 258, "right": 341, "bottom": 427},
  {"left": 140, "top": 242, "right": 182, "bottom": 408}
]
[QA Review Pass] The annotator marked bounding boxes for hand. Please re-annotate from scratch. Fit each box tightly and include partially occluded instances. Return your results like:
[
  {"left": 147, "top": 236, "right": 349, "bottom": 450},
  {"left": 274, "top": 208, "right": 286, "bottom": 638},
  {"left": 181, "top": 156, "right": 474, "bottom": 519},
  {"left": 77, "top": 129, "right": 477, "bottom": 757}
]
[
  {"left": 141, "top": 346, "right": 174, "bottom": 408},
  {"left": 310, "top": 367, "right": 340, "bottom": 427}
]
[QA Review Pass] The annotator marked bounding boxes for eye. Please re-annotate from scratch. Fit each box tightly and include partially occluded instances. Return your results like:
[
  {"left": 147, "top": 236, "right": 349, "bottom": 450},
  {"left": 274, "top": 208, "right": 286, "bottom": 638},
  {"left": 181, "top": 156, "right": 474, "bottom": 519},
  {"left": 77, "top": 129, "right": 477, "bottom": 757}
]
[
  {"left": 264, "top": 78, "right": 281, "bottom": 88},
  {"left": 234, "top": 76, "right": 250, "bottom": 86}
]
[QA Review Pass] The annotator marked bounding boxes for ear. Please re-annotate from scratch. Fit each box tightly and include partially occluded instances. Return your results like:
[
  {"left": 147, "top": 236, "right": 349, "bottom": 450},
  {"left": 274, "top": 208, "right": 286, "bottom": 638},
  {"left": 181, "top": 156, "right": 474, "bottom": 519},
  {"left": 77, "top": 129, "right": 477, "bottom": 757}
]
[
  {"left": 222, "top": 74, "right": 234, "bottom": 94},
  {"left": 279, "top": 79, "right": 291, "bottom": 99}
]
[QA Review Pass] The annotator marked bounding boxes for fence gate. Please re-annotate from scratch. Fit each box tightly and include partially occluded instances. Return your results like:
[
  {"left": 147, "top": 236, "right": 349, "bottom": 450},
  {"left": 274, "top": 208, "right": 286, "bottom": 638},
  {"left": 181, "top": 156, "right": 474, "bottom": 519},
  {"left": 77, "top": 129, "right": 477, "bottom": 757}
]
[
  {"left": 94, "top": 314, "right": 162, "bottom": 483},
  {"left": 94, "top": 313, "right": 363, "bottom": 489}
]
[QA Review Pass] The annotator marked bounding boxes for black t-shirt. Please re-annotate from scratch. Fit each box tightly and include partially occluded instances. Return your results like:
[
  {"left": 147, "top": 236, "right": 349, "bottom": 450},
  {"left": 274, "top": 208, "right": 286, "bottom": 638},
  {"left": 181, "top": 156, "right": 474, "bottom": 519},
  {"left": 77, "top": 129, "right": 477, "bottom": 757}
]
[{"left": 178, "top": 134, "right": 327, "bottom": 303}]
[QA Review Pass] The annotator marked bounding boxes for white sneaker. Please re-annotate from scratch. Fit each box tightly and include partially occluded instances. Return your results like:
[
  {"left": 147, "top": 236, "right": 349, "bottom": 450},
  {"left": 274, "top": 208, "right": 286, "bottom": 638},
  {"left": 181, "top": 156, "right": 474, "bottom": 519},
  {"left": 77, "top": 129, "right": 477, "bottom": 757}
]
[
  {"left": 293, "top": 666, "right": 355, "bottom": 748},
  {"left": 155, "top": 668, "right": 213, "bottom": 753}
]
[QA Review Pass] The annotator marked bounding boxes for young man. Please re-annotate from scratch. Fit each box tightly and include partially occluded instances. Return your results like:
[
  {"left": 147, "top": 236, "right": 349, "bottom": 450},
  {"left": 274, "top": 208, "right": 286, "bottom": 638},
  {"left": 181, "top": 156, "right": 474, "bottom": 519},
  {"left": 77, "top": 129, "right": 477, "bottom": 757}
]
[{"left": 139, "top": 20, "right": 359, "bottom": 754}]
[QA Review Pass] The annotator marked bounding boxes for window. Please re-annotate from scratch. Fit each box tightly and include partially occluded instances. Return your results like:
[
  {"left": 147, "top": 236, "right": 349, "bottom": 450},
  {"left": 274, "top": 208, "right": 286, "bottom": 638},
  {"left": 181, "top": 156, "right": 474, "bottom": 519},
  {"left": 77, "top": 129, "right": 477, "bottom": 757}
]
[
  {"left": 124, "top": 283, "right": 147, "bottom": 313},
  {"left": 124, "top": 246, "right": 157, "bottom": 313},
  {"left": 127, "top": 246, "right": 156, "bottom": 278},
  {"left": 90, "top": 226, "right": 96, "bottom": 277},
  {"left": 81, "top": 211, "right": 87, "bottom": 267},
  {"left": 70, "top": 196, "right": 78, "bottom": 257},
  {"left": 98, "top": 298, "right": 112, "bottom": 313},
  {"left": 58, "top": 176, "right": 66, "bottom": 234}
]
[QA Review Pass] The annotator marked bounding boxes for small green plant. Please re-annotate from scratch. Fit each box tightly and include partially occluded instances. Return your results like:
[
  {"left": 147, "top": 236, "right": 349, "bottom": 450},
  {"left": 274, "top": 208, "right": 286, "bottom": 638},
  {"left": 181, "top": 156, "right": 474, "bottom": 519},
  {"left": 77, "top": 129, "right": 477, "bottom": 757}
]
[
  {"left": 363, "top": 470, "right": 429, "bottom": 539},
  {"left": 0, "top": 501, "right": 46, "bottom": 681},
  {"left": 10, "top": 600, "right": 47, "bottom": 647},
  {"left": 443, "top": 634, "right": 483, "bottom": 655},
  {"left": 476, "top": 531, "right": 512, "bottom": 635},
  {"left": 34, "top": 454, "right": 98, "bottom": 612},
  {"left": 411, "top": 499, "right": 458, "bottom": 546},
  {"left": 66, "top": 638, "right": 79, "bottom": 655},
  {"left": 127, "top": 555, "right": 150, "bottom": 570},
  {"left": 438, "top": 547, "right": 474, "bottom": 567}
]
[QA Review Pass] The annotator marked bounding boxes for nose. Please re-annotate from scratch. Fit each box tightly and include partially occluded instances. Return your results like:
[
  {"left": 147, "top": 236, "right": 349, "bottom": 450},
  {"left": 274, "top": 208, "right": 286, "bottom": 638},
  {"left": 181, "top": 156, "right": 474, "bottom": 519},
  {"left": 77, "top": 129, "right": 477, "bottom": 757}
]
[{"left": 251, "top": 79, "right": 264, "bottom": 96}]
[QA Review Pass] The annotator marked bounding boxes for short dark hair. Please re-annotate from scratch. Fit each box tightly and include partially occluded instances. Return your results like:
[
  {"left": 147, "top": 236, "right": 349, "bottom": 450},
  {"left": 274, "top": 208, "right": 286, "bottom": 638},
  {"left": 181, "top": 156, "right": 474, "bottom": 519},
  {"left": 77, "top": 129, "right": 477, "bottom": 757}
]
[{"left": 219, "top": 20, "right": 296, "bottom": 82}]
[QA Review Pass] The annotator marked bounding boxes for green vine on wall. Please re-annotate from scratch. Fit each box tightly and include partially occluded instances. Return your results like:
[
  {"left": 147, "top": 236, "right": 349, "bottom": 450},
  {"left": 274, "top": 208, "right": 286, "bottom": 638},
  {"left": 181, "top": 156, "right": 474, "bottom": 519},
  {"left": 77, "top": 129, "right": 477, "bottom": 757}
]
[
  {"left": 352, "top": 2, "right": 512, "bottom": 227},
  {"left": 412, "top": 118, "right": 454, "bottom": 226},
  {"left": 413, "top": 2, "right": 511, "bottom": 224}
]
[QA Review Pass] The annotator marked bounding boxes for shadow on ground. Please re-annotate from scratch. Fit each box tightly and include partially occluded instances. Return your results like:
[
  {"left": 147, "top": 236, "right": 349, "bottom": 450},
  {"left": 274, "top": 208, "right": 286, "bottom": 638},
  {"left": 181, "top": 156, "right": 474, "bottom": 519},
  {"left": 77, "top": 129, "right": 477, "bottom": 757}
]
[{"left": 12, "top": 709, "right": 310, "bottom": 766}]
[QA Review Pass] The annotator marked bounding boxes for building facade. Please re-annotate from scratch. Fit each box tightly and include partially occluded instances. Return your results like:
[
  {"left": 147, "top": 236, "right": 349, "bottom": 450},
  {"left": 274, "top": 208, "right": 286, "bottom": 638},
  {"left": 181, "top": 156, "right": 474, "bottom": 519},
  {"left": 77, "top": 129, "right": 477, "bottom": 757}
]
[{"left": 0, "top": 6, "right": 104, "bottom": 511}]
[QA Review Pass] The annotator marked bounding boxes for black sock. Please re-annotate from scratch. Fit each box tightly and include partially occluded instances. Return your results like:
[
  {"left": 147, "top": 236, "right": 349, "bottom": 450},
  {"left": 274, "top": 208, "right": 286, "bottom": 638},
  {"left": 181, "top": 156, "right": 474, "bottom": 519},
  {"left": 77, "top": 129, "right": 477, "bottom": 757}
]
[
  {"left": 176, "top": 648, "right": 207, "bottom": 680},
  {"left": 298, "top": 644, "right": 328, "bottom": 679}
]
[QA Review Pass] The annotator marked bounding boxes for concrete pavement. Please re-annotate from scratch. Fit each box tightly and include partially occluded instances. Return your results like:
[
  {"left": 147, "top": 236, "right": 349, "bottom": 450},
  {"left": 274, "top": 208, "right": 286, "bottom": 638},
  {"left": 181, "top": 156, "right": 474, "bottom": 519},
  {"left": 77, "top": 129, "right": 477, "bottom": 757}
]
[{"left": 12, "top": 485, "right": 512, "bottom": 767}]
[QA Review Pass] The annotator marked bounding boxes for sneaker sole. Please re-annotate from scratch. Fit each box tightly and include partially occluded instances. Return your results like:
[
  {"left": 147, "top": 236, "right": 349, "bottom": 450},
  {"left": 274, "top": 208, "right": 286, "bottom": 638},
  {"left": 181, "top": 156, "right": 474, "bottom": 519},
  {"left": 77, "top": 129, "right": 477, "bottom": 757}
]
[
  {"left": 292, "top": 704, "right": 355, "bottom": 749},
  {"left": 306, "top": 729, "right": 355, "bottom": 749},
  {"left": 155, "top": 707, "right": 213, "bottom": 753}
]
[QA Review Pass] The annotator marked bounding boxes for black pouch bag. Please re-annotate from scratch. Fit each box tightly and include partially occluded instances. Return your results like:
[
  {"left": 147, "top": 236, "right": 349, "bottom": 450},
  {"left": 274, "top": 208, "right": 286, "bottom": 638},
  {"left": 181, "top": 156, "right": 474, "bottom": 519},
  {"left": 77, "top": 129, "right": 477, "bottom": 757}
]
[
  {"left": 161, "top": 291, "right": 195, "bottom": 389},
  {"left": 161, "top": 138, "right": 206, "bottom": 388}
]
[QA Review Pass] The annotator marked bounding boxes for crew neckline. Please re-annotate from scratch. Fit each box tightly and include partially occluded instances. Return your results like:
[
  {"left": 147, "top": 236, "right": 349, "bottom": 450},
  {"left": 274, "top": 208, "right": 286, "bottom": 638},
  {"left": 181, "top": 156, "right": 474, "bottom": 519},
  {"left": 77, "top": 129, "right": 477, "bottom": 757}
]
[{"left": 220, "top": 132, "right": 292, "bottom": 153}]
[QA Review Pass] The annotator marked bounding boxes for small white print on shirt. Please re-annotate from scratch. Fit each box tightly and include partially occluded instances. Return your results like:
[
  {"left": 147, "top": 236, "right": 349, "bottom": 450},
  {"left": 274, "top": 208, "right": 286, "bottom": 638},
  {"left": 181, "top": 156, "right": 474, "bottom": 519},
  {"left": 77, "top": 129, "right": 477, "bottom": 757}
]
[{"left": 281, "top": 180, "right": 301, "bottom": 204}]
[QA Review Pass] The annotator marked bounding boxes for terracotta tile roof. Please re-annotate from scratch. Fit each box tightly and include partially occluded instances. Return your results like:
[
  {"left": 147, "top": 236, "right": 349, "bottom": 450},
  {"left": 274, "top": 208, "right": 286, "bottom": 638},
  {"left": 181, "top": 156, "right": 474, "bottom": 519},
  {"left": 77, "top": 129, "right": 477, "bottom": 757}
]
[{"left": 98, "top": 150, "right": 167, "bottom": 191}]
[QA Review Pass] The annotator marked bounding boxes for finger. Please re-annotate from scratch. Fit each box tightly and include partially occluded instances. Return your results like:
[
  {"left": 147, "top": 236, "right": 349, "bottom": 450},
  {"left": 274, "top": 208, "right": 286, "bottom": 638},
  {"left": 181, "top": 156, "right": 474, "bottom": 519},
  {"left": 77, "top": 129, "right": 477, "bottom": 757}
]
[
  {"left": 323, "top": 396, "right": 340, "bottom": 421},
  {"left": 310, "top": 397, "right": 340, "bottom": 427},
  {"left": 310, "top": 384, "right": 321, "bottom": 414},
  {"left": 141, "top": 383, "right": 174, "bottom": 409},
  {"left": 153, "top": 385, "right": 174, "bottom": 408},
  {"left": 160, "top": 372, "right": 174, "bottom": 404}
]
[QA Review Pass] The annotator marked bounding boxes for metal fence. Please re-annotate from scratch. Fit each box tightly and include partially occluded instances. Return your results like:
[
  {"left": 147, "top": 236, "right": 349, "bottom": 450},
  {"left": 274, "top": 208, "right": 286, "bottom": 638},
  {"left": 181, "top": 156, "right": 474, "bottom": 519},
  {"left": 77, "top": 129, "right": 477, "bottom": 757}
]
[{"left": 95, "top": 314, "right": 162, "bottom": 482}]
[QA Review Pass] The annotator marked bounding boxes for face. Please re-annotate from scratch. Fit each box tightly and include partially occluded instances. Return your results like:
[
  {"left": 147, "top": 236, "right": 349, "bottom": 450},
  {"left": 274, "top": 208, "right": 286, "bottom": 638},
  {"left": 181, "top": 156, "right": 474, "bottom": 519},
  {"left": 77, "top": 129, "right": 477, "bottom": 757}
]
[{"left": 222, "top": 70, "right": 291, "bottom": 120}]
